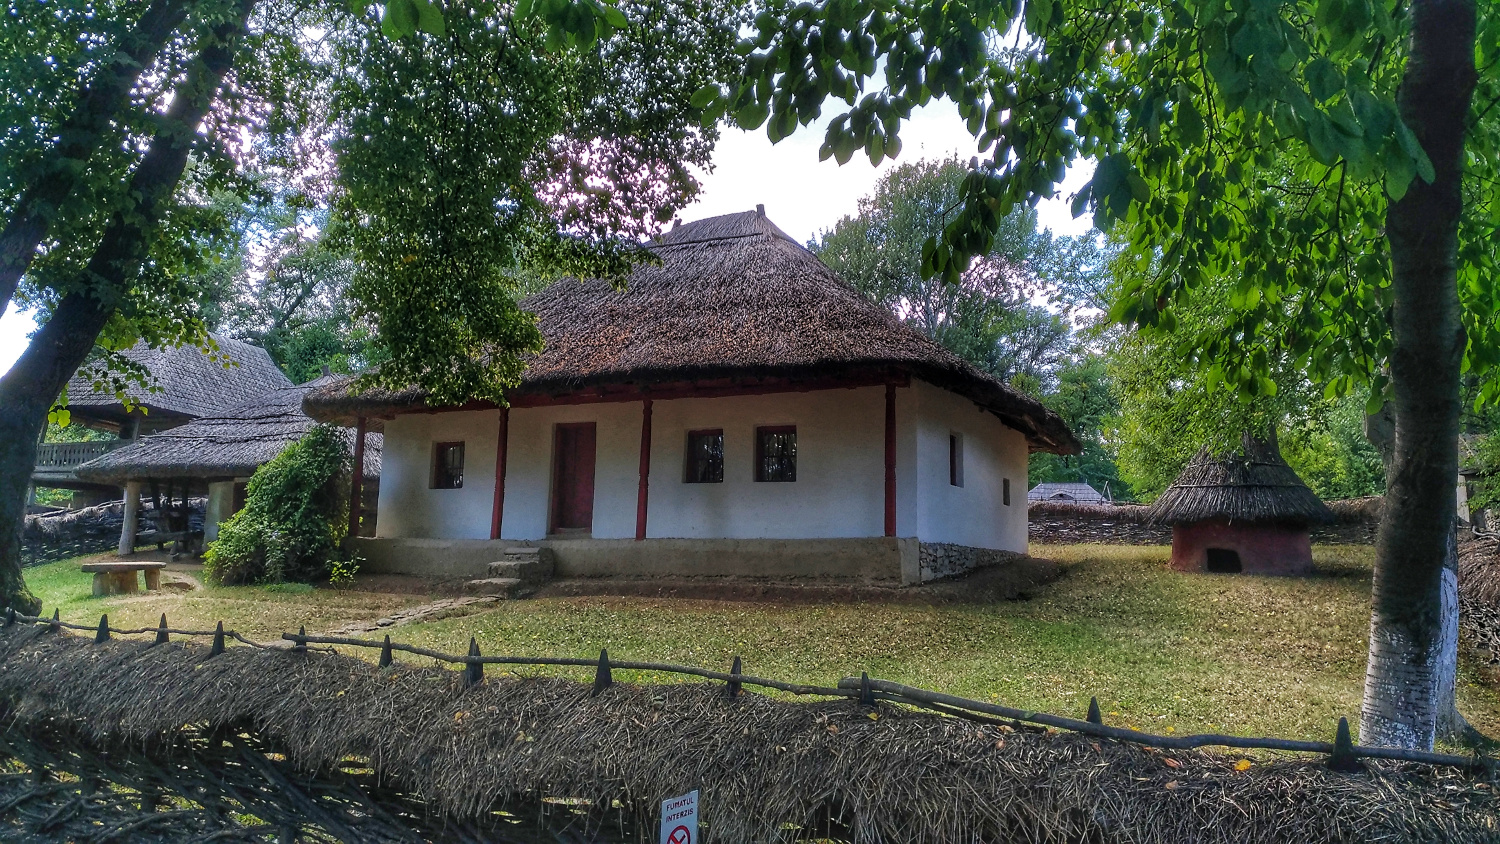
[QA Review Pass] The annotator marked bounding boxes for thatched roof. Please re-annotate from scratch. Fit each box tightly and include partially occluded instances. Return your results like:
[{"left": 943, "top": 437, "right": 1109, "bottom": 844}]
[
  {"left": 74, "top": 376, "right": 380, "bottom": 484},
  {"left": 302, "top": 210, "right": 1079, "bottom": 454},
  {"left": 63, "top": 334, "right": 292, "bottom": 424},
  {"left": 0, "top": 625, "right": 1493, "bottom": 843},
  {"left": 1146, "top": 434, "right": 1334, "bottom": 526}
]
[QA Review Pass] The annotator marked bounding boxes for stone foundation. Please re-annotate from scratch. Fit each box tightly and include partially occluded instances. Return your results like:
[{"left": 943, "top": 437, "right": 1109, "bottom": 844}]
[
  {"left": 916, "top": 542, "right": 1025, "bottom": 582},
  {"left": 348, "top": 536, "right": 1029, "bottom": 586}
]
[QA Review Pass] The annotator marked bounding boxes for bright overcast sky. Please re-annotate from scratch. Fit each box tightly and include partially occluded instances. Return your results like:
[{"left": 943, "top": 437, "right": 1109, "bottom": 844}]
[{"left": 0, "top": 101, "right": 1095, "bottom": 375}]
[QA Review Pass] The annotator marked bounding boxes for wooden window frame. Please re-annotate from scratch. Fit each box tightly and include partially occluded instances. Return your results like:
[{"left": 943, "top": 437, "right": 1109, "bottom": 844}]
[
  {"left": 431, "top": 441, "right": 465, "bottom": 489},
  {"left": 684, "top": 429, "right": 725, "bottom": 483},
  {"left": 949, "top": 433, "right": 964, "bottom": 488},
  {"left": 755, "top": 425, "right": 797, "bottom": 483}
]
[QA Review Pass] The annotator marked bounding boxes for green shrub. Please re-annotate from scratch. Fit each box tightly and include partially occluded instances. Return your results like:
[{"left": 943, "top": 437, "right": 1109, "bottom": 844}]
[{"left": 204, "top": 425, "right": 353, "bottom": 585}]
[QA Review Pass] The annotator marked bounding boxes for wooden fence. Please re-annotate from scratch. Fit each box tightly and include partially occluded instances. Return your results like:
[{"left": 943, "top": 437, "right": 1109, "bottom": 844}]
[{"left": 4, "top": 607, "right": 1491, "bottom": 773}]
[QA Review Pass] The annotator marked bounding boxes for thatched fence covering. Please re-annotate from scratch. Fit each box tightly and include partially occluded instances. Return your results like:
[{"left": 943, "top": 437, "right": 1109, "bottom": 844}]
[{"left": 0, "top": 624, "right": 1495, "bottom": 842}]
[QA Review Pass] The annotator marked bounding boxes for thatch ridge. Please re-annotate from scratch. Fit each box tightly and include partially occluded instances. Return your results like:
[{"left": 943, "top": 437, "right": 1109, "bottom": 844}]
[
  {"left": 1146, "top": 434, "right": 1335, "bottom": 526},
  {"left": 63, "top": 334, "right": 292, "bottom": 419},
  {"left": 0, "top": 625, "right": 1493, "bottom": 843},
  {"left": 302, "top": 210, "right": 1079, "bottom": 454},
  {"left": 74, "top": 375, "right": 381, "bottom": 484}
]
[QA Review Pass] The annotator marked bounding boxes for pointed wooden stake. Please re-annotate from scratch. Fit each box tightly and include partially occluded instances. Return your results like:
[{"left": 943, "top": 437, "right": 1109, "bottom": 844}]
[
  {"left": 1087, "top": 697, "right": 1103, "bottom": 725},
  {"left": 859, "top": 671, "right": 875, "bottom": 706},
  {"left": 1328, "top": 717, "right": 1360, "bottom": 772},
  {"left": 292, "top": 625, "right": 306, "bottom": 654},
  {"left": 592, "top": 648, "right": 612, "bottom": 696},
  {"left": 95, "top": 615, "right": 110, "bottom": 643},
  {"left": 464, "top": 638, "right": 483, "bottom": 686},
  {"left": 379, "top": 635, "right": 393, "bottom": 669},
  {"left": 155, "top": 614, "right": 169, "bottom": 645},
  {"left": 209, "top": 622, "right": 226, "bottom": 657},
  {"left": 49, "top": 609, "right": 59, "bottom": 632},
  {"left": 4, "top": 607, "right": 14, "bottom": 628},
  {"left": 725, "top": 655, "right": 742, "bottom": 698}
]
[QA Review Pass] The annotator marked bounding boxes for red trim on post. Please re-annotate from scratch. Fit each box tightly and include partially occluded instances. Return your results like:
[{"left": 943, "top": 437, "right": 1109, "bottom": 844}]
[
  {"left": 348, "top": 416, "right": 367, "bottom": 538},
  {"left": 635, "top": 399, "right": 653, "bottom": 540},
  {"left": 490, "top": 406, "right": 509, "bottom": 540},
  {"left": 884, "top": 384, "right": 897, "bottom": 537}
]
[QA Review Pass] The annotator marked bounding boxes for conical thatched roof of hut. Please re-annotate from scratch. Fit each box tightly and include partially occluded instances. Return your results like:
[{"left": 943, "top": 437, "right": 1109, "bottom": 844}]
[
  {"left": 75, "top": 376, "right": 380, "bottom": 485},
  {"left": 301, "top": 210, "right": 1080, "bottom": 454},
  {"left": 1145, "top": 433, "right": 1334, "bottom": 526},
  {"left": 63, "top": 334, "right": 292, "bottom": 422}
]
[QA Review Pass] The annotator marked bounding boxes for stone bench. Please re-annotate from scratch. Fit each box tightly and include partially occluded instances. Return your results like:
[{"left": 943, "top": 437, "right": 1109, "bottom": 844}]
[{"left": 82, "top": 561, "right": 167, "bottom": 597}]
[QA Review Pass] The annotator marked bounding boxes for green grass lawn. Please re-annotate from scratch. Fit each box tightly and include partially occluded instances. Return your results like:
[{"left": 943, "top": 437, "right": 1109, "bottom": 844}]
[{"left": 24, "top": 544, "right": 1500, "bottom": 745}]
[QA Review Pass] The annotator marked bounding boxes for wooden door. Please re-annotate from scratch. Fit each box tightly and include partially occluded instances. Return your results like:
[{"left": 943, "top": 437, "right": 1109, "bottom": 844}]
[{"left": 551, "top": 423, "right": 597, "bottom": 533}]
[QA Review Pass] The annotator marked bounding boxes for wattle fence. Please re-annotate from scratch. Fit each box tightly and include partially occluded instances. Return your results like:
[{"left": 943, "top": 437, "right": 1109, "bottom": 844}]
[{"left": 5, "top": 606, "right": 1489, "bottom": 774}]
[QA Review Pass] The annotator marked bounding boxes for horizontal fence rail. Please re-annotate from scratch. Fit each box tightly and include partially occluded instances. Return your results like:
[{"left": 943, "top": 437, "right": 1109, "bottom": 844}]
[{"left": 1, "top": 607, "right": 1491, "bottom": 773}]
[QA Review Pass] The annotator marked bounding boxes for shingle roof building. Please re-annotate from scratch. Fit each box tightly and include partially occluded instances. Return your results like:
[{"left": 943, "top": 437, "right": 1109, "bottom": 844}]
[
  {"left": 62, "top": 335, "right": 291, "bottom": 431},
  {"left": 76, "top": 376, "right": 380, "bottom": 485},
  {"left": 1027, "top": 482, "right": 1108, "bottom": 504}
]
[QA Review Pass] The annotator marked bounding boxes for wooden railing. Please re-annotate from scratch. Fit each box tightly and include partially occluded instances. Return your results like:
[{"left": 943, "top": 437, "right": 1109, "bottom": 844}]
[{"left": 33, "top": 440, "right": 127, "bottom": 471}]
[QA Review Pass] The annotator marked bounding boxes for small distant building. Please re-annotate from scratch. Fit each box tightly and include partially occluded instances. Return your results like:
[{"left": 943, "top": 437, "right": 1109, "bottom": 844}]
[
  {"left": 33, "top": 335, "right": 291, "bottom": 506},
  {"left": 76, "top": 376, "right": 381, "bottom": 555},
  {"left": 1145, "top": 434, "right": 1334, "bottom": 576},
  {"left": 1028, "top": 482, "right": 1108, "bottom": 505}
]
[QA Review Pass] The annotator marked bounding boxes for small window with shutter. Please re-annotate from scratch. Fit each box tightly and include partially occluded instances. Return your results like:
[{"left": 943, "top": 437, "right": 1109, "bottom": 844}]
[
  {"left": 432, "top": 442, "right": 465, "bottom": 489},
  {"left": 949, "top": 433, "right": 964, "bottom": 487},
  {"left": 685, "top": 429, "right": 724, "bottom": 483},
  {"left": 755, "top": 426, "right": 796, "bottom": 482}
]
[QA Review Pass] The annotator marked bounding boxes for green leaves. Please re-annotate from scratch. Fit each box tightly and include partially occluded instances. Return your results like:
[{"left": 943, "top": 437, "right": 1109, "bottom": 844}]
[{"left": 379, "top": 0, "right": 444, "bottom": 38}]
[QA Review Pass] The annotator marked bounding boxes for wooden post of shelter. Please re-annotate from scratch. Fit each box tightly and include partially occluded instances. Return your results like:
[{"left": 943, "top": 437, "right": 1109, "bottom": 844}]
[
  {"left": 490, "top": 407, "right": 509, "bottom": 540},
  {"left": 118, "top": 480, "right": 141, "bottom": 556},
  {"left": 635, "top": 399, "right": 653, "bottom": 541},
  {"left": 347, "top": 416, "right": 367, "bottom": 538},
  {"left": 884, "top": 382, "right": 896, "bottom": 537}
]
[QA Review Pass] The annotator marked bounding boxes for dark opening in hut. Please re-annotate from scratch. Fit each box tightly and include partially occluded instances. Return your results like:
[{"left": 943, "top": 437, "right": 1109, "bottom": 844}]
[{"left": 1146, "top": 433, "right": 1335, "bottom": 576}]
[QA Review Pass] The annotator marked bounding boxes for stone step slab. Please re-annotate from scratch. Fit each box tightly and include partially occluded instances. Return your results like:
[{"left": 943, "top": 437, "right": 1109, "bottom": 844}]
[{"left": 462, "top": 577, "right": 533, "bottom": 598}]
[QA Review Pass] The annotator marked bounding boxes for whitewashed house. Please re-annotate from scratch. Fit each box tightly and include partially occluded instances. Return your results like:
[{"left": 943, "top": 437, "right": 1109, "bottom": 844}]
[{"left": 304, "top": 210, "right": 1079, "bottom": 584}]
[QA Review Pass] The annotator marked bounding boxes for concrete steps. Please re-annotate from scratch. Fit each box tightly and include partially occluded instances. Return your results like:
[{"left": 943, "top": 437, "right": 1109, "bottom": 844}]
[{"left": 464, "top": 546, "right": 555, "bottom": 597}]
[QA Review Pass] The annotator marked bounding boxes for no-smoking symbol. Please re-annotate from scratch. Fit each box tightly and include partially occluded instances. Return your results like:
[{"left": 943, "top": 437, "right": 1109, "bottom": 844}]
[{"left": 667, "top": 825, "right": 692, "bottom": 844}]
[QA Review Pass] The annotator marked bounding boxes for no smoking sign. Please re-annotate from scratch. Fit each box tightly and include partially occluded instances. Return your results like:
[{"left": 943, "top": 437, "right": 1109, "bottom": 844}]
[{"left": 660, "top": 790, "right": 698, "bottom": 844}]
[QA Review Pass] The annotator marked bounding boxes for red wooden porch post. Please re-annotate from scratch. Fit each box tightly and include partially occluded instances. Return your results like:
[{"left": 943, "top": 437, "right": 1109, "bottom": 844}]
[
  {"left": 884, "top": 383, "right": 896, "bottom": 537},
  {"left": 490, "top": 406, "right": 509, "bottom": 540},
  {"left": 348, "top": 416, "right": 367, "bottom": 538},
  {"left": 636, "top": 398, "right": 653, "bottom": 540}
]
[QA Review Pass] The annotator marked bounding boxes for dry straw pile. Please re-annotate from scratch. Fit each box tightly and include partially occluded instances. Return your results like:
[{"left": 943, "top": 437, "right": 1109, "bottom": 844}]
[{"left": 0, "top": 624, "right": 1494, "bottom": 843}]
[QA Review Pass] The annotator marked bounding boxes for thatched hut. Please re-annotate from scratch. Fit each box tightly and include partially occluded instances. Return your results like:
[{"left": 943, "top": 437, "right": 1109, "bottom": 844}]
[
  {"left": 32, "top": 335, "right": 291, "bottom": 506},
  {"left": 1146, "top": 434, "right": 1334, "bottom": 575},
  {"left": 76, "top": 376, "right": 382, "bottom": 555},
  {"left": 303, "top": 209, "right": 1079, "bottom": 585}
]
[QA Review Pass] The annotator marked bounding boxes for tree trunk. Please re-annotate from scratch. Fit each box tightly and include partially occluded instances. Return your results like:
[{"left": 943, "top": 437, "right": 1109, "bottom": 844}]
[
  {"left": 0, "top": 0, "right": 194, "bottom": 313},
  {"left": 1365, "top": 402, "right": 1467, "bottom": 742},
  {"left": 1360, "top": 0, "right": 1477, "bottom": 750},
  {"left": 0, "top": 0, "right": 254, "bottom": 615}
]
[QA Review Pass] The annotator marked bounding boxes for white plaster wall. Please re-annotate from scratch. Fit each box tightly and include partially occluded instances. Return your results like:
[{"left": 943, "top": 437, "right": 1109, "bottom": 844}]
[
  {"left": 910, "top": 379, "right": 1028, "bottom": 551},
  {"left": 639, "top": 387, "right": 887, "bottom": 539},
  {"left": 501, "top": 402, "right": 641, "bottom": 540},
  {"left": 374, "top": 381, "right": 1028, "bottom": 547},
  {"left": 374, "top": 411, "right": 501, "bottom": 540}
]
